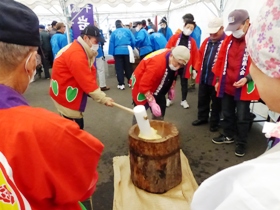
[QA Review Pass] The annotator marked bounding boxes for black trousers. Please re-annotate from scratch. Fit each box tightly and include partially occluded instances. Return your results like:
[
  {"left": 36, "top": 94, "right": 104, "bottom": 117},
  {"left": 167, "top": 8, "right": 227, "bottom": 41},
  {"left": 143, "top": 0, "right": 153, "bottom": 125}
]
[
  {"left": 197, "top": 83, "right": 221, "bottom": 127},
  {"left": 62, "top": 115, "right": 84, "bottom": 129},
  {"left": 41, "top": 52, "right": 51, "bottom": 78},
  {"left": 180, "top": 76, "right": 188, "bottom": 101},
  {"left": 221, "top": 93, "right": 251, "bottom": 146},
  {"left": 114, "top": 55, "right": 133, "bottom": 85}
]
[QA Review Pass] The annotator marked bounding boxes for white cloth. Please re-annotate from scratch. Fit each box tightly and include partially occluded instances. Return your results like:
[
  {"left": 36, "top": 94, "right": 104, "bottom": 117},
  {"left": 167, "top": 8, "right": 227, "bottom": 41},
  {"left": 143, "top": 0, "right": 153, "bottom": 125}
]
[
  {"left": 133, "top": 48, "right": 140, "bottom": 59},
  {"left": 96, "top": 57, "right": 106, "bottom": 87},
  {"left": 113, "top": 150, "right": 198, "bottom": 210},
  {"left": 128, "top": 45, "right": 135, "bottom": 63},
  {"left": 191, "top": 143, "right": 280, "bottom": 210}
]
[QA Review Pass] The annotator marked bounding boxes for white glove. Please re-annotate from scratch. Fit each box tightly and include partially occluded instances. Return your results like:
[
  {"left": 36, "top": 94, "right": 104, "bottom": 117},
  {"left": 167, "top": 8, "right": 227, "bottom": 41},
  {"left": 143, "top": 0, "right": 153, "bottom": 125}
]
[{"left": 192, "top": 71, "right": 197, "bottom": 79}]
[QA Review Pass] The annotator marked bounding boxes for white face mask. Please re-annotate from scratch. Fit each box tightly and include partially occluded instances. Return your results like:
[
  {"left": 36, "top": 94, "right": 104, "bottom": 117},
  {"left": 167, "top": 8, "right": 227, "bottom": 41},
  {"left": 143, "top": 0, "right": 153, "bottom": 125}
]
[
  {"left": 183, "top": 28, "right": 193, "bottom": 36},
  {"left": 25, "top": 53, "right": 36, "bottom": 83},
  {"left": 169, "top": 64, "right": 180, "bottom": 71},
  {"left": 232, "top": 28, "right": 245, "bottom": 38},
  {"left": 135, "top": 27, "right": 140, "bottom": 32},
  {"left": 91, "top": 44, "right": 99, "bottom": 51}
]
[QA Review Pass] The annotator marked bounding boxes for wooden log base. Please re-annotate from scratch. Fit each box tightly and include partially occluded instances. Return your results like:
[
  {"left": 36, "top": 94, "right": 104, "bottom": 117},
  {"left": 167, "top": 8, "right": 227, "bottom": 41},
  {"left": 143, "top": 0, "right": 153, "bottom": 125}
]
[{"left": 129, "top": 120, "right": 182, "bottom": 194}]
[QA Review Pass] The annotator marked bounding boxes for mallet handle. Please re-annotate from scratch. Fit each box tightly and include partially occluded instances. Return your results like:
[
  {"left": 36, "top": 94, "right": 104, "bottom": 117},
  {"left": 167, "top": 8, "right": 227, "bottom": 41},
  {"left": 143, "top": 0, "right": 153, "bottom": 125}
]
[{"left": 112, "top": 102, "right": 134, "bottom": 115}]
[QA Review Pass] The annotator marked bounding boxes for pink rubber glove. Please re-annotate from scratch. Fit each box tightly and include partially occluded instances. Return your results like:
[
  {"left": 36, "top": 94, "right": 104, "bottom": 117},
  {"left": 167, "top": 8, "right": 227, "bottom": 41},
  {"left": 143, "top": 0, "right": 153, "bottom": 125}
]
[
  {"left": 145, "top": 92, "right": 162, "bottom": 117},
  {"left": 168, "top": 88, "right": 175, "bottom": 100}
]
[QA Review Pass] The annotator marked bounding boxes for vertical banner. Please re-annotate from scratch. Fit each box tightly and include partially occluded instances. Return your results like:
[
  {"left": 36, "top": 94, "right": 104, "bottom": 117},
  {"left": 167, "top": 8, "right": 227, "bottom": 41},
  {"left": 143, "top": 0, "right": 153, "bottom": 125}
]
[{"left": 70, "top": 4, "right": 94, "bottom": 39}]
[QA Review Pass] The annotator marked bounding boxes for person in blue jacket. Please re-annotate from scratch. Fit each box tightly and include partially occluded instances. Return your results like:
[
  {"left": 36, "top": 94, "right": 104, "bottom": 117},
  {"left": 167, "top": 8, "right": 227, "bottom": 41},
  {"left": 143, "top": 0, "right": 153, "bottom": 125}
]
[
  {"left": 50, "top": 22, "right": 68, "bottom": 59},
  {"left": 147, "top": 28, "right": 167, "bottom": 51},
  {"left": 109, "top": 20, "right": 135, "bottom": 90},
  {"left": 134, "top": 21, "right": 153, "bottom": 60},
  {"left": 158, "top": 17, "right": 173, "bottom": 41}
]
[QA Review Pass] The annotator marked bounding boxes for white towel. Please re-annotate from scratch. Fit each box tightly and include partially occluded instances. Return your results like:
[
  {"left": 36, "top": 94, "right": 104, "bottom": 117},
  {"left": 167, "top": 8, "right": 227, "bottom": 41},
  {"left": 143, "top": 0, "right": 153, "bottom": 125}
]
[{"left": 128, "top": 46, "right": 135, "bottom": 63}]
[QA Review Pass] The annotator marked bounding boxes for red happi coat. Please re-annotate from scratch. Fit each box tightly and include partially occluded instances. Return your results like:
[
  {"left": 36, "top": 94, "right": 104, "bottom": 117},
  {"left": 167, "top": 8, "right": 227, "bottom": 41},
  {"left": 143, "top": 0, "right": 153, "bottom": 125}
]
[
  {"left": 50, "top": 40, "right": 99, "bottom": 112},
  {"left": 130, "top": 49, "right": 173, "bottom": 105},
  {"left": 0, "top": 84, "right": 104, "bottom": 209},
  {"left": 212, "top": 35, "right": 259, "bottom": 101},
  {"left": 166, "top": 33, "right": 199, "bottom": 79}
]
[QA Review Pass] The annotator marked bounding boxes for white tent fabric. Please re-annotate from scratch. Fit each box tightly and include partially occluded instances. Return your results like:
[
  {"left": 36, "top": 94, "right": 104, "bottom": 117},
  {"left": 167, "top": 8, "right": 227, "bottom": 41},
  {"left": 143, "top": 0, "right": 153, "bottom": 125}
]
[
  {"left": 168, "top": 0, "right": 267, "bottom": 41},
  {"left": 16, "top": 0, "right": 267, "bottom": 41}
]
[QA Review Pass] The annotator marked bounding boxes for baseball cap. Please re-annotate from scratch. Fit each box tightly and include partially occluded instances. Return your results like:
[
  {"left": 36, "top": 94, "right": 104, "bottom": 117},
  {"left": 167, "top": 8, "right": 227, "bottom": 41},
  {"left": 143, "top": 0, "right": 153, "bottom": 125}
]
[
  {"left": 39, "top": 25, "right": 45, "bottom": 29},
  {"left": 226, "top": 9, "right": 249, "bottom": 31},
  {"left": 0, "top": 0, "right": 40, "bottom": 46},
  {"left": 81, "top": 25, "right": 105, "bottom": 43},
  {"left": 207, "top": 17, "right": 223, "bottom": 34},
  {"left": 172, "top": 46, "right": 190, "bottom": 65}
]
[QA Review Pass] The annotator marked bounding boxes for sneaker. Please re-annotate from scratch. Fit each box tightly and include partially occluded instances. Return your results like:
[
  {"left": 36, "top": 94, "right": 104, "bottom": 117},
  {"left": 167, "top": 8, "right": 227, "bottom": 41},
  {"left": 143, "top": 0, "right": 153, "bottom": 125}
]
[
  {"left": 117, "top": 85, "right": 125, "bottom": 90},
  {"left": 235, "top": 144, "right": 246, "bottom": 157},
  {"left": 166, "top": 99, "right": 173, "bottom": 107},
  {"left": 180, "top": 100, "right": 189, "bottom": 109},
  {"left": 212, "top": 134, "right": 234, "bottom": 144},
  {"left": 128, "top": 84, "right": 132, "bottom": 88}
]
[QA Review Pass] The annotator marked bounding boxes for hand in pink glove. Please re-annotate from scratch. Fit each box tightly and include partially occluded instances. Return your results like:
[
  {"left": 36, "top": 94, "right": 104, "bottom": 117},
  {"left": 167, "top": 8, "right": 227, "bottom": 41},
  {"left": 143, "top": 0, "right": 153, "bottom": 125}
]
[
  {"left": 145, "top": 91, "right": 162, "bottom": 117},
  {"left": 168, "top": 88, "right": 175, "bottom": 100}
]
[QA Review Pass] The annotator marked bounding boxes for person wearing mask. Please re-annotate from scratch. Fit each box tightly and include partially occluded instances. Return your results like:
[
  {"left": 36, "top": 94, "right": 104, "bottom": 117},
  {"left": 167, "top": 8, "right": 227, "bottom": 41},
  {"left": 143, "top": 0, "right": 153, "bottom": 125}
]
[
  {"left": 39, "top": 24, "right": 51, "bottom": 79},
  {"left": 134, "top": 21, "right": 153, "bottom": 60},
  {"left": 165, "top": 20, "right": 199, "bottom": 109},
  {"left": 0, "top": 1, "right": 104, "bottom": 209},
  {"left": 158, "top": 17, "right": 173, "bottom": 41},
  {"left": 148, "top": 28, "right": 167, "bottom": 51},
  {"left": 192, "top": 17, "right": 226, "bottom": 132},
  {"left": 182, "top": 13, "right": 202, "bottom": 48},
  {"left": 50, "top": 22, "right": 68, "bottom": 59},
  {"left": 130, "top": 46, "right": 190, "bottom": 121},
  {"left": 211, "top": 9, "right": 259, "bottom": 157},
  {"left": 50, "top": 25, "right": 114, "bottom": 129},
  {"left": 192, "top": 3, "right": 280, "bottom": 208},
  {"left": 182, "top": 13, "right": 202, "bottom": 91},
  {"left": 108, "top": 20, "right": 136, "bottom": 90},
  {"left": 94, "top": 20, "right": 110, "bottom": 91},
  {"left": 147, "top": 18, "right": 157, "bottom": 31}
]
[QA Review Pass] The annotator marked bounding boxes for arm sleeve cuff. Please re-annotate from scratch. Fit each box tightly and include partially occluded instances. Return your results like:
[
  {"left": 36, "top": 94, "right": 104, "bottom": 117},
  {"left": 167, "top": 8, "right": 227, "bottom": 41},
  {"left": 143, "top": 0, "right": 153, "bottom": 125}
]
[
  {"left": 89, "top": 88, "right": 109, "bottom": 104},
  {"left": 245, "top": 74, "right": 252, "bottom": 83}
]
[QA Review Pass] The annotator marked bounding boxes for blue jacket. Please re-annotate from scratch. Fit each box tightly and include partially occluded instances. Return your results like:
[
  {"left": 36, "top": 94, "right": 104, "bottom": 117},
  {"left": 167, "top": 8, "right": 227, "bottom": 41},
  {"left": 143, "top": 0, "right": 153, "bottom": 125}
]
[
  {"left": 149, "top": 32, "right": 167, "bottom": 51},
  {"left": 135, "top": 29, "right": 153, "bottom": 56},
  {"left": 97, "top": 29, "right": 105, "bottom": 59},
  {"left": 158, "top": 27, "right": 173, "bottom": 41},
  {"left": 190, "top": 26, "right": 202, "bottom": 48},
  {"left": 50, "top": 32, "right": 68, "bottom": 59},
  {"left": 109, "top": 28, "right": 135, "bottom": 56}
]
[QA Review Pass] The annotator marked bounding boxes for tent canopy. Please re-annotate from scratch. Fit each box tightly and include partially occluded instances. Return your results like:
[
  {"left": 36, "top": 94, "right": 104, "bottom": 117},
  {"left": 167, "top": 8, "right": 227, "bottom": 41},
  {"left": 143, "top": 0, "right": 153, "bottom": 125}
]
[
  {"left": 17, "top": 0, "right": 213, "bottom": 23},
  {"left": 16, "top": 0, "right": 266, "bottom": 41}
]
